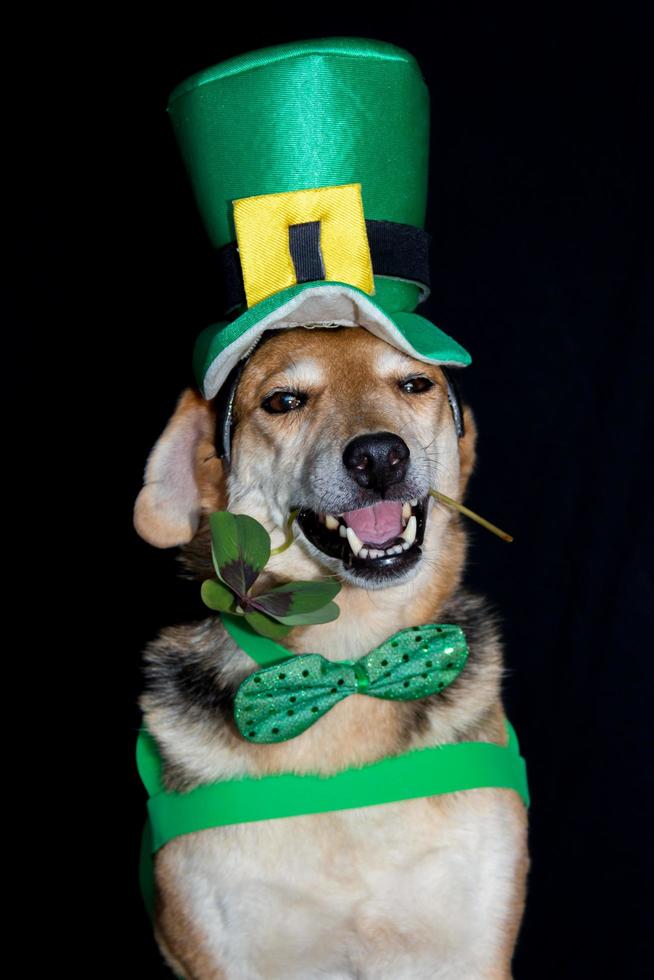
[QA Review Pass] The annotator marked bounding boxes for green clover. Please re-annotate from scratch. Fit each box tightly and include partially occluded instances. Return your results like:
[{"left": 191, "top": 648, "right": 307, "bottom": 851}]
[{"left": 200, "top": 511, "right": 340, "bottom": 638}]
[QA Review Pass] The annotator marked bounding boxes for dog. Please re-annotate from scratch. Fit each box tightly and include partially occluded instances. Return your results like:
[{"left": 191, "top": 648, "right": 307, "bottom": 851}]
[{"left": 134, "top": 324, "right": 530, "bottom": 979}]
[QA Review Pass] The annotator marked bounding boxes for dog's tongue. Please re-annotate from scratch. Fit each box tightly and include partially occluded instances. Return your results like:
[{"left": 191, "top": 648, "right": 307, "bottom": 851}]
[{"left": 343, "top": 501, "right": 403, "bottom": 545}]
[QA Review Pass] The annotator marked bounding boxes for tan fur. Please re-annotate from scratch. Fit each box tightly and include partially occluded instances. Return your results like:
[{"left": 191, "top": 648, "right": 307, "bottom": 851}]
[
  {"left": 136, "top": 327, "right": 529, "bottom": 979},
  {"left": 155, "top": 850, "right": 227, "bottom": 980},
  {"left": 134, "top": 389, "right": 226, "bottom": 548}
]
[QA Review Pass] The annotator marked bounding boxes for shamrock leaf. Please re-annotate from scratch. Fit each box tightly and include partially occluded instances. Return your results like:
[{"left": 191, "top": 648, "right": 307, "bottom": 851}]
[
  {"left": 209, "top": 511, "right": 270, "bottom": 595},
  {"left": 201, "top": 510, "right": 342, "bottom": 638},
  {"left": 243, "top": 609, "right": 292, "bottom": 640},
  {"left": 274, "top": 601, "right": 341, "bottom": 627},
  {"left": 200, "top": 578, "right": 237, "bottom": 612},
  {"left": 252, "top": 581, "right": 341, "bottom": 624}
]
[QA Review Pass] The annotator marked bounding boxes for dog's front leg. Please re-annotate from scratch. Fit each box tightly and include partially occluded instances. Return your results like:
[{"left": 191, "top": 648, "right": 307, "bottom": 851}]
[
  {"left": 152, "top": 839, "right": 362, "bottom": 980},
  {"left": 153, "top": 849, "right": 228, "bottom": 980}
]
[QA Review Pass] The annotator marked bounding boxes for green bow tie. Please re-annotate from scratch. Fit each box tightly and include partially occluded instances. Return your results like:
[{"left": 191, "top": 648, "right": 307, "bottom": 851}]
[{"left": 233, "top": 623, "right": 468, "bottom": 743}]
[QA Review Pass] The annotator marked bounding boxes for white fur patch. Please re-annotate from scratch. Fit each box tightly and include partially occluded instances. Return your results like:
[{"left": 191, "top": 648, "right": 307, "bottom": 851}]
[
  {"left": 264, "top": 356, "right": 325, "bottom": 389},
  {"left": 374, "top": 345, "right": 417, "bottom": 376}
]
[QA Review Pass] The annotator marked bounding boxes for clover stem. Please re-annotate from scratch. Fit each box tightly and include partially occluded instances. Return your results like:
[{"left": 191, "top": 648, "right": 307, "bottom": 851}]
[
  {"left": 270, "top": 509, "right": 300, "bottom": 555},
  {"left": 428, "top": 489, "right": 513, "bottom": 542}
]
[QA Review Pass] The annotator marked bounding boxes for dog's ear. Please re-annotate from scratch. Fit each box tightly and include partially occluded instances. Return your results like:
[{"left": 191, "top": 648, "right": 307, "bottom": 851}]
[
  {"left": 133, "top": 388, "right": 226, "bottom": 548},
  {"left": 458, "top": 403, "right": 478, "bottom": 498}
]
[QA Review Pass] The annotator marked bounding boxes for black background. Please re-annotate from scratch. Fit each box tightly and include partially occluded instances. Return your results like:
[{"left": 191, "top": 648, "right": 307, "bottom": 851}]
[{"left": 13, "top": 8, "right": 652, "bottom": 978}]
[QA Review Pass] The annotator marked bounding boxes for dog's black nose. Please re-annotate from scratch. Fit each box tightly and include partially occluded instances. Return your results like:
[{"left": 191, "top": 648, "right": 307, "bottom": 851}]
[{"left": 342, "top": 432, "right": 410, "bottom": 491}]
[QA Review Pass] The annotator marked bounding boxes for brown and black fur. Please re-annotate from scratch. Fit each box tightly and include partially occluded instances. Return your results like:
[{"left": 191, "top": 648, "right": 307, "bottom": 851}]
[{"left": 135, "top": 326, "right": 530, "bottom": 979}]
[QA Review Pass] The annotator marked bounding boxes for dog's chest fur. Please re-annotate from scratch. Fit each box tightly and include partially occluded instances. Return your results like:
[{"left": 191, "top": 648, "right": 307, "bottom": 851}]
[{"left": 140, "top": 590, "right": 528, "bottom": 979}]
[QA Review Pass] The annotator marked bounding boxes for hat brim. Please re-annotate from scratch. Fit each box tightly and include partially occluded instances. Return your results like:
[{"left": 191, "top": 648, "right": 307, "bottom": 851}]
[{"left": 193, "top": 280, "right": 471, "bottom": 400}]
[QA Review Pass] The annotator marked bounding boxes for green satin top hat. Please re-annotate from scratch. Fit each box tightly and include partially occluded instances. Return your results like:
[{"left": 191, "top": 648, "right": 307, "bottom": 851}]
[{"left": 166, "top": 37, "right": 472, "bottom": 400}]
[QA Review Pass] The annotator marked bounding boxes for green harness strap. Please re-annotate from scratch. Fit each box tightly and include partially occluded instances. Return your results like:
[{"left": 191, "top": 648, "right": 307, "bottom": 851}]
[
  {"left": 136, "top": 715, "right": 530, "bottom": 923},
  {"left": 137, "top": 614, "right": 530, "bottom": 924}
]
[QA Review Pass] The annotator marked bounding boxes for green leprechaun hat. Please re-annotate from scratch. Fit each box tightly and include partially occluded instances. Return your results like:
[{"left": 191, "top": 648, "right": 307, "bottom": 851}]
[{"left": 166, "top": 36, "right": 471, "bottom": 401}]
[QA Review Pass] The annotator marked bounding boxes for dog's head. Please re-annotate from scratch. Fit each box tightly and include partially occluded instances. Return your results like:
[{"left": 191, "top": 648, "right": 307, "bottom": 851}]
[{"left": 134, "top": 326, "right": 476, "bottom": 596}]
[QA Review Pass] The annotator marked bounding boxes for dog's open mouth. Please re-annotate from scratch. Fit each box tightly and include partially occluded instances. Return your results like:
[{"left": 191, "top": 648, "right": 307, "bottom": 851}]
[{"left": 297, "top": 498, "right": 427, "bottom": 578}]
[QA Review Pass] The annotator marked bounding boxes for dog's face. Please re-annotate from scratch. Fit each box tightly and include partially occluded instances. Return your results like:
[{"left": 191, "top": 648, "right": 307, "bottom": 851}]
[
  {"left": 230, "top": 327, "right": 470, "bottom": 588},
  {"left": 134, "top": 325, "right": 476, "bottom": 594}
]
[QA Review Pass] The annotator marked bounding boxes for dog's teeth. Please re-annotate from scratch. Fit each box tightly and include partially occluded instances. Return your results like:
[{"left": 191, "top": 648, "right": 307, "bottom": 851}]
[
  {"left": 359, "top": 547, "right": 369, "bottom": 559},
  {"left": 366, "top": 548, "right": 380, "bottom": 558},
  {"left": 325, "top": 514, "right": 339, "bottom": 530},
  {"left": 339, "top": 524, "right": 347, "bottom": 538},
  {"left": 401, "top": 515, "right": 417, "bottom": 546},
  {"left": 410, "top": 498, "right": 418, "bottom": 507},
  {"left": 402, "top": 502, "right": 412, "bottom": 520},
  {"left": 346, "top": 527, "right": 364, "bottom": 556},
  {"left": 401, "top": 539, "right": 412, "bottom": 551},
  {"left": 389, "top": 544, "right": 404, "bottom": 554}
]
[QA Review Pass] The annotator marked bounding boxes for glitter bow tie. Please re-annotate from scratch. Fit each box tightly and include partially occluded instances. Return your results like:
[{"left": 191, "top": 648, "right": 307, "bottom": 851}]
[{"left": 233, "top": 624, "right": 468, "bottom": 743}]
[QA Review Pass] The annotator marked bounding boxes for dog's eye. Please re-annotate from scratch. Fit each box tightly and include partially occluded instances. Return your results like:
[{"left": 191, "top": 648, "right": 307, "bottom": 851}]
[
  {"left": 398, "top": 376, "right": 434, "bottom": 394},
  {"left": 261, "top": 390, "right": 307, "bottom": 414}
]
